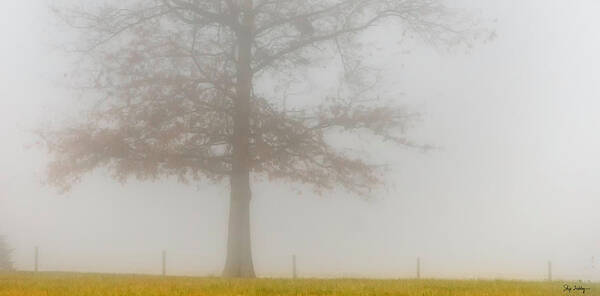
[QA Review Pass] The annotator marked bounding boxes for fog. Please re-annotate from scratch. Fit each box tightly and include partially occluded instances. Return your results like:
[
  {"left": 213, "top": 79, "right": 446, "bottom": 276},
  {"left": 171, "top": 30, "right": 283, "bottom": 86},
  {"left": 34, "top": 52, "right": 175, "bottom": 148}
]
[{"left": 1, "top": 0, "right": 599, "bottom": 280}]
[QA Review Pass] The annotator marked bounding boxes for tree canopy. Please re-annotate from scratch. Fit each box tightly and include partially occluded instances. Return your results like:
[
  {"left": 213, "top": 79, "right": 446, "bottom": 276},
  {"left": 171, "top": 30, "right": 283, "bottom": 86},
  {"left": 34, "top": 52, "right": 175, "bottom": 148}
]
[
  {"left": 42, "top": 0, "right": 491, "bottom": 277},
  {"left": 43, "top": 0, "right": 488, "bottom": 195}
]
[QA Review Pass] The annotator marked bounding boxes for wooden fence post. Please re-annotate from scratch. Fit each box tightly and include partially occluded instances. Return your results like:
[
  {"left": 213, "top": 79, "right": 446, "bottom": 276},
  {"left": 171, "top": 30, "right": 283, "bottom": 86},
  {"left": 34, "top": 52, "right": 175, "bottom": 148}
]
[
  {"left": 162, "top": 250, "right": 166, "bottom": 276},
  {"left": 34, "top": 246, "right": 39, "bottom": 273},
  {"left": 417, "top": 257, "right": 421, "bottom": 279},
  {"left": 292, "top": 255, "right": 297, "bottom": 279}
]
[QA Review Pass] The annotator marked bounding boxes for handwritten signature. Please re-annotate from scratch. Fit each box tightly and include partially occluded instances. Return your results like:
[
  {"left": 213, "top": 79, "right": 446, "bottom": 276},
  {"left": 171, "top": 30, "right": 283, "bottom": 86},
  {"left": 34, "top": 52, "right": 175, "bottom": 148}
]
[{"left": 563, "top": 284, "right": 591, "bottom": 294}]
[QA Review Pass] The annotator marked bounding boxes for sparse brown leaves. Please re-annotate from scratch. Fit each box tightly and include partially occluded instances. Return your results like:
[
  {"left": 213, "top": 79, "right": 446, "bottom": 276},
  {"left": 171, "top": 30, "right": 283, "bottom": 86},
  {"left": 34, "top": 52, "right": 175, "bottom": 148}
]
[{"left": 43, "top": 0, "right": 483, "bottom": 197}]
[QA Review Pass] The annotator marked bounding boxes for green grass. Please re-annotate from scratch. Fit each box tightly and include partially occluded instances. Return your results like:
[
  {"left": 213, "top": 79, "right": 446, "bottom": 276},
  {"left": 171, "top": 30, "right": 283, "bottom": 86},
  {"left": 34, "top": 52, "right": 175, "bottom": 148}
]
[{"left": 0, "top": 272, "right": 595, "bottom": 295}]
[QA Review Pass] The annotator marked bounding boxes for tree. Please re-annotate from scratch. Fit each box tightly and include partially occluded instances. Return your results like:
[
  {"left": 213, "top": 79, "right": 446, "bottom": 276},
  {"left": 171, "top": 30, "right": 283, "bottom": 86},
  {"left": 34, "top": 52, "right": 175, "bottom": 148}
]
[
  {"left": 0, "top": 236, "right": 14, "bottom": 271},
  {"left": 42, "top": 0, "right": 490, "bottom": 277}
]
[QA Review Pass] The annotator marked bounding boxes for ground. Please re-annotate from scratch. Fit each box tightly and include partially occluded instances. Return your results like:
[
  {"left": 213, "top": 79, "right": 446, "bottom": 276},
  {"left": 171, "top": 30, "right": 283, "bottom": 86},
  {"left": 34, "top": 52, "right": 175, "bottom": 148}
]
[{"left": 0, "top": 272, "right": 595, "bottom": 295}]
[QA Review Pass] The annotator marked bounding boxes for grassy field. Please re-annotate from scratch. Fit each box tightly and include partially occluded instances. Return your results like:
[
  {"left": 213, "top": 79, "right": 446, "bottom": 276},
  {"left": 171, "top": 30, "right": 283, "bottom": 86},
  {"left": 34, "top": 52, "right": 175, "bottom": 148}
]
[{"left": 0, "top": 272, "right": 595, "bottom": 295}]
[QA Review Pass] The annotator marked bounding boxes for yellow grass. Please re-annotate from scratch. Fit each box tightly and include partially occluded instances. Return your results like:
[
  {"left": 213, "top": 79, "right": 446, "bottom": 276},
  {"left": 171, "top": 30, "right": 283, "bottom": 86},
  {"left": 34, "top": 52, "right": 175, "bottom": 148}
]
[{"left": 0, "top": 272, "right": 595, "bottom": 295}]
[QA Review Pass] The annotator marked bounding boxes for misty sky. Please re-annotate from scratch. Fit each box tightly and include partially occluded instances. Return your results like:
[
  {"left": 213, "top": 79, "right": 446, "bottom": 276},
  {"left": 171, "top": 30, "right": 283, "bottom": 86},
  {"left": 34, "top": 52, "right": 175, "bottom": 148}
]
[{"left": 1, "top": 1, "right": 600, "bottom": 280}]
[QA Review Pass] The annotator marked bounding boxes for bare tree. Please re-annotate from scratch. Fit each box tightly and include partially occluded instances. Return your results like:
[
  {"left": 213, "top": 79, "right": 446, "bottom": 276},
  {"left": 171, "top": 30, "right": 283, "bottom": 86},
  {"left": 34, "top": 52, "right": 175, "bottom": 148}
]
[
  {"left": 0, "top": 236, "right": 14, "bottom": 271},
  {"left": 42, "top": 0, "right": 490, "bottom": 277}
]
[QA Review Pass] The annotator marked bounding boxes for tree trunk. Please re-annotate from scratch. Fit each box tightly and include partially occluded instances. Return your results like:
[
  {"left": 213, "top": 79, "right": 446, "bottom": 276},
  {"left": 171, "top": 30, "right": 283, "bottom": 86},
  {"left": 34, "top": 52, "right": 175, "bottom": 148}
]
[
  {"left": 222, "top": 0, "right": 256, "bottom": 278},
  {"left": 222, "top": 176, "right": 254, "bottom": 277}
]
